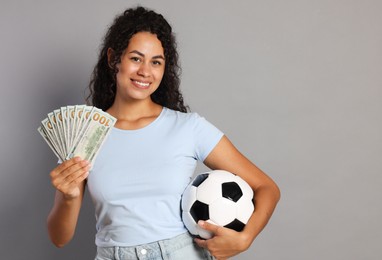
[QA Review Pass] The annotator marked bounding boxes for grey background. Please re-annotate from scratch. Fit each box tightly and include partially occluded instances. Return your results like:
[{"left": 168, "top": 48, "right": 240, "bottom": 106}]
[{"left": 1, "top": 0, "right": 381, "bottom": 259}]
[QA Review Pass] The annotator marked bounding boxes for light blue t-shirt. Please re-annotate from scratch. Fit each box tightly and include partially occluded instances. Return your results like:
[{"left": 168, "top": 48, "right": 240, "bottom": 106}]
[{"left": 87, "top": 107, "right": 224, "bottom": 247}]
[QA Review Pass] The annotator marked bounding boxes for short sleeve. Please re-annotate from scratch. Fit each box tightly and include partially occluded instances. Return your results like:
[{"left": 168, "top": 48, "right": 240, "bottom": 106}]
[{"left": 192, "top": 113, "right": 224, "bottom": 161}]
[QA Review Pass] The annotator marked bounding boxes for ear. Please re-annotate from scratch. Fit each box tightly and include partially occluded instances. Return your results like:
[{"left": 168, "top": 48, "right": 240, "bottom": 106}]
[{"left": 107, "top": 48, "right": 115, "bottom": 69}]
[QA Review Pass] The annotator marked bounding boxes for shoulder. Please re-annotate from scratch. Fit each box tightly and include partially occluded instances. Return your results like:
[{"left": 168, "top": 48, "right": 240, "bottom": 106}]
[
  {"left": 163, "top": 107, "right": 222, "bottom": 136},
  {"left": 163, "top": 107, "right": 203, "bottom": 124}
]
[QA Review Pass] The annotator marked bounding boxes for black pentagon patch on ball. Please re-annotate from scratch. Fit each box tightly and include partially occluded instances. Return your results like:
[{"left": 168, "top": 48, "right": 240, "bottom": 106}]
[
  {"left": 222, "top": 182, "right": 243, "bottom": 202},
  {"left": 224, "top": 218, "right": 245, "bottom": 232},
  {"left": 190, "top": 201, "right": 209, "bottom": 223},
  {"left": 192, "top": 173, "right": 209, "bottom": 187}
]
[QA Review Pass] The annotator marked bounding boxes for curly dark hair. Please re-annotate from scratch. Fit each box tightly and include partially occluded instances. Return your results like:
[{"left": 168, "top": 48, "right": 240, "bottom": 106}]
[{"left": 87, "top": 6, "right": 188, "bottom": 112}]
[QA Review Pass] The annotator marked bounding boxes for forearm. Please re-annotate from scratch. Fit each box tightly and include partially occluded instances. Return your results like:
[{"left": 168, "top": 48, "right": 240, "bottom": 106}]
[
  {"left": 242, "top": 183, "right": 281, "bottom": 247},
  {"left": 47, "top": 190, "right": 83, "bottom": 247},
  {"left": 194, "top": 183, "right": 280, "bottom": 258}
]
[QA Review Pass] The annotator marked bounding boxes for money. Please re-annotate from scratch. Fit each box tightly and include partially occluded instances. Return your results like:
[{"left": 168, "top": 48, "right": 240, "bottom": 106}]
[{"left": 38, "top": 105, "right": 116, "bottom": 164}]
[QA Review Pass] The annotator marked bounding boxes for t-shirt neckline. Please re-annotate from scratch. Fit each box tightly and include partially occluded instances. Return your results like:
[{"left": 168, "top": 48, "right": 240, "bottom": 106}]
[{"left": 112, "top": 107, "right": 167, "bottom": 133}]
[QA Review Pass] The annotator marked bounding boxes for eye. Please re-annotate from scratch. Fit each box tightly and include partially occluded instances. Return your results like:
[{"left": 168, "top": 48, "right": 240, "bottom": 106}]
[
  {"left": 152, "top": 60, "right": 162, "bottom": 66},
  {"left": 130, "top": 56, "right": 141, "bottom": 62}
]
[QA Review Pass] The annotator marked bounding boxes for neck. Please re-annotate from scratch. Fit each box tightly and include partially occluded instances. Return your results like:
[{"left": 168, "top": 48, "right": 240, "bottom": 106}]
[{"left": 107, "top": 98, "right": 162, "bottom": 121}]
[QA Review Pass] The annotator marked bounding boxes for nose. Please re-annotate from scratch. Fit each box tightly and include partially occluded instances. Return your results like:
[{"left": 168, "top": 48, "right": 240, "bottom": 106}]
[{"left": 137, "top": 62, "right": 150, "bottom": 77}]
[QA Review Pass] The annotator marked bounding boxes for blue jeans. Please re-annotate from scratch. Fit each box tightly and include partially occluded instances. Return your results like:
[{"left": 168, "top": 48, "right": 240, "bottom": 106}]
[{"left": 95, "top": 232, "right": 213, "bottom": 260}]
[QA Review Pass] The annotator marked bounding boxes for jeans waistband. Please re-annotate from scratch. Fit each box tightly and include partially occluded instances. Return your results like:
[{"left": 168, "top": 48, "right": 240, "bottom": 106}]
[{"left": 96, "top": 232, "right": 196, "bottom": 260}]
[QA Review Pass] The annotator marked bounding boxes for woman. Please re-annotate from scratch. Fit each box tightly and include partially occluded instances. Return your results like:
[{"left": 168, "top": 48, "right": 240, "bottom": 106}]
[{"left": 47, "top": 6, "right": 280, "bottom": 260}]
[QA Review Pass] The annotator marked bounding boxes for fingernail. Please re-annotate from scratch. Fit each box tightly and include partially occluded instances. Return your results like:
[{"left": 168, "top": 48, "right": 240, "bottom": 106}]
[{"left": 198, "top": 220, "right": 205, "bottom": 226}]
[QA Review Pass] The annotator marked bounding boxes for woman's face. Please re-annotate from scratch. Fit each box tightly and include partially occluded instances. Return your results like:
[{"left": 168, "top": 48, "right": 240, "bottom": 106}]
[{"left": 114, "top": 32, "right": 165, "bottom": 102}]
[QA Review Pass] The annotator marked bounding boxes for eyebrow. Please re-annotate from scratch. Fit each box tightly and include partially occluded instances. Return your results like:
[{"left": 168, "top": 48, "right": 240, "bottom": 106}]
[{"left": 129, "top": 50, "right": 165, "bottom": 60}]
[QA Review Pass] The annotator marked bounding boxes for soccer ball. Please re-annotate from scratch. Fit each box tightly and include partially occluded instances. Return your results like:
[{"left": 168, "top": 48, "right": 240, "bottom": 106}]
[{"left": 181, "top": 170, "right": 254, "bottom": 239}]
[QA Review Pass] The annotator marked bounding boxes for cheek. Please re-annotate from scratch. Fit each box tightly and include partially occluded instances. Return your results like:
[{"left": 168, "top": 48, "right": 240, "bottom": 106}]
[
  {"left": 116, "top": 65, "right": 133, "bottom": 82},
  {"left": 117, "top": 64, "right": 129, "bottom": 76}
]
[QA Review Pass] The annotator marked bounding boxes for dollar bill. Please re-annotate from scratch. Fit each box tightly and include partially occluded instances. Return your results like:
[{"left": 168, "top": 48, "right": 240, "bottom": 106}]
[
  {"left": 37, "top": 126, "right": 64, "bottom": 161},
  {"left": 38, "top": 105, "right": 116, "bottom": 165},
  {"left": 48, "top": 111, "right": 65, "bottom": 157},
  {"left": 42, "top": 116, "right": 64, "bottom": 160},
  {"left": 66, "top": 108, "right": 116, "bottom": 163},
  {"left": 66, "top": 105, "right": 76, "bottom": 150}
]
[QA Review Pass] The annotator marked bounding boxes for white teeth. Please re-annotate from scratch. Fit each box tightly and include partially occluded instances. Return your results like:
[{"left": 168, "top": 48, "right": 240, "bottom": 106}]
[{"left": 134, "top": 81, "right": 150, "bottom": 87}]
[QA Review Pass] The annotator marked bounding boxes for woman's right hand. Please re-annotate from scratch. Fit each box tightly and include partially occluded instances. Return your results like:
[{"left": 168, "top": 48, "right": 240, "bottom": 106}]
[{"left": 50, "top": 157, "right": 90, "bottom": 199}]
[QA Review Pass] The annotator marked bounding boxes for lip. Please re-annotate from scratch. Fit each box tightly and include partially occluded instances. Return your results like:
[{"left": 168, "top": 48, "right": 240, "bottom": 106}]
[{"left": 131, "top": 79, "right": 151, "bottom": 89}]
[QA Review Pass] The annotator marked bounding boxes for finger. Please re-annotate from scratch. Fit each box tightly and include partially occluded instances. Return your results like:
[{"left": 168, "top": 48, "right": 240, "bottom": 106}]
[
  {"left": 63, "top": 164, "right": 90, "bottom": 185},
  {"left": 198, "top": 220, "right": 220, "bottom": 234},
  {"left": 51, "top": 161, "right": 90, "bottom": 188},
  {"left": 56, "top": 159, "right": 90, "bottom": 180},
  {"left": 50, "top": 157, "right": 82, "bottom": 178},
  {"left": 59, "top": 156, "right": 82, "bottom": 170},
  {"left": 195, "top": 238, "right": 220, "bottom": 259},
  {"left": 55, "top": 168, "right": 89, "bottom": 194},
  {"left": 194, "top": 237, "right": 208, "bottom": 249}
]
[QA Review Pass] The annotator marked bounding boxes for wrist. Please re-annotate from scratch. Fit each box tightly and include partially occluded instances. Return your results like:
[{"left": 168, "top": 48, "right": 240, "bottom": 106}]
[
  {"left": 238, "top": 229, "right": 255, "bottom": 251},
  {"left": 57, "top": 190, "right": 80, "bottom": 202}
]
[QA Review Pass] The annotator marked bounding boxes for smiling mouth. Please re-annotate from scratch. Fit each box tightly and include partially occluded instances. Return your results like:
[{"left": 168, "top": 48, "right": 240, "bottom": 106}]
[{"left": 132, "top": 80, "right": 150, "bottom": 89}]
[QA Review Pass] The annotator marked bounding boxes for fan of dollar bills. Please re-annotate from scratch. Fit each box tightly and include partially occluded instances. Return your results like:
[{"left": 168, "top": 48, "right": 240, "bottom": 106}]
[{"left": 38, "top": 105, "right": 116, "bottom": 164}]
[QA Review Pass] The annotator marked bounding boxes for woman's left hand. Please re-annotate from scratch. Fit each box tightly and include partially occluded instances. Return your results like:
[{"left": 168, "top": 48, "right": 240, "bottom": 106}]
[{"left": 194, "top": 220, "right": 252, "bottom": 260}]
